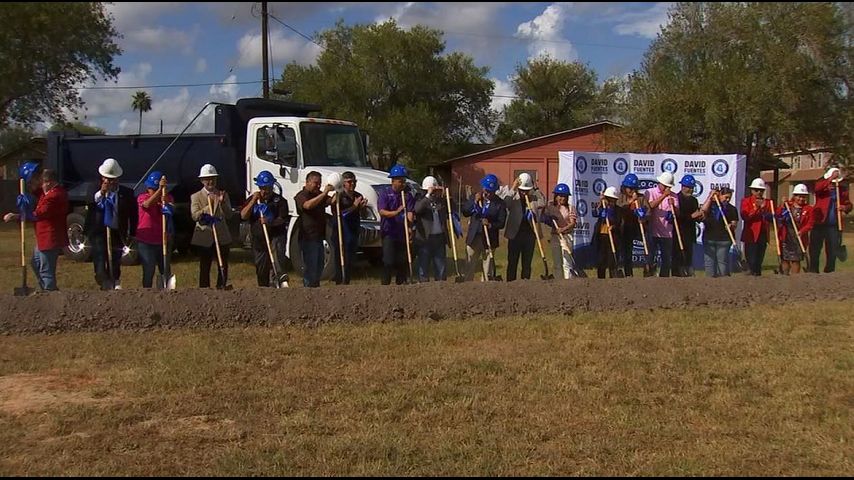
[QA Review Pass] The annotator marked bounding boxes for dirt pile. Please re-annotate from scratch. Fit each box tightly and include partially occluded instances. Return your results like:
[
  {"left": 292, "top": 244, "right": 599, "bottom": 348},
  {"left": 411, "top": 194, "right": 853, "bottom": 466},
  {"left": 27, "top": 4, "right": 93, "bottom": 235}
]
[{"left": 1, "top": 273, "right": 852, "bottom": 334}]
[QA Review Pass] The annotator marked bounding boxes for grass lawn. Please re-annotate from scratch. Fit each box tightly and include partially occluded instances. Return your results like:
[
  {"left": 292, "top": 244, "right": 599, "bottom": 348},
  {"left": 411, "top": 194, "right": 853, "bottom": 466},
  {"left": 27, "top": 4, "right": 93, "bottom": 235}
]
[{"left": 0, "top": 301, "right": 851, "bottom": 475}]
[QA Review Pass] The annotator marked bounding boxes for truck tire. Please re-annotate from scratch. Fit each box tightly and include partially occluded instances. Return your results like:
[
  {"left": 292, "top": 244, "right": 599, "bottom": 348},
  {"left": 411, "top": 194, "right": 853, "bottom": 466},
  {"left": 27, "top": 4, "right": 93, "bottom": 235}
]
[
  {"left": 288, "top": 223, "right": 335, "bottom": 282},
  {"left": 64, "top": 212, "right": 91, "bottom": 262}
]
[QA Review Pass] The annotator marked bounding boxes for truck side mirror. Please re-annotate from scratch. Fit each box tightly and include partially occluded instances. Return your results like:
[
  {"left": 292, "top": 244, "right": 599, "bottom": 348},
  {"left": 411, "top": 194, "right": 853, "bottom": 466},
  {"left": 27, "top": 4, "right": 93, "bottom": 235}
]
[{"left": 275, "top": 126, "right": 297, "bottom": 168}]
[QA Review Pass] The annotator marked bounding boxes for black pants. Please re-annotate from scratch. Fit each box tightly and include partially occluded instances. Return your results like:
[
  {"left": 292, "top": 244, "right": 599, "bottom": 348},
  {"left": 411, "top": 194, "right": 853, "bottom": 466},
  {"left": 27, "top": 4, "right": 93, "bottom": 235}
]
[
  {"left": 196, "top": 244, "right": 230, "bottom": 288},
  {"left": 744, "top": 241, "right": 767, "bottom": 276},
  {"left": 672, "top": 232, "right": 696, "bottom": 277},
  {"left": 382, "top": 236, "right": 409, "bottom": 285},
  {"left": 620, "top": 226, "right": 640, "bottom": 277},
  {"left": 90, "top": 233, "right": 123, "bottom": 289},
  {"left": 597, "top": 233, "right": 618, "bottom": 279},
  {"left": 808, "top": 225, "right": 840, "bottom": 273},
  {"left": 252, "top": 235, "right": 286, "bottom": 287},
  {"left": 507, "top": 230, "right": 535, "bottom": 281}
]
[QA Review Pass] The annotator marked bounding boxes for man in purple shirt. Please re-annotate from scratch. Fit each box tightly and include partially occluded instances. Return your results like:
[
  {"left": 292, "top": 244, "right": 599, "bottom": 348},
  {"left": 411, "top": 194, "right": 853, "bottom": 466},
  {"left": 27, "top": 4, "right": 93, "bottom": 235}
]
[
  {"left": 377, "top": 165, "right": 415, "bottom": 285},
  {"left": 644, "top": 171, "right": 680, "bottom": 277}
]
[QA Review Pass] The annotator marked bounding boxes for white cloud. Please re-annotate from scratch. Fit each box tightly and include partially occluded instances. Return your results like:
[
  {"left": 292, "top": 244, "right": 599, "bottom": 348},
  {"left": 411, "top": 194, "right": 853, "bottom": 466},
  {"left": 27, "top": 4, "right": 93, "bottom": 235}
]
[
  {"left": 209, "top": 74, "right": 240, "bottom": 104},
  {"left": 515, "top": 3, "right": 577, "bottom": 62},
  {"left": 105, "top": 2, "right": 181, "bottom": 32},
  {"left": 490, "top": 77, "right": 515, "bottom": 113},
  {"left": 72, "top": 63, "right": 154, "bottom": 122},
  {"left": 124, "top": 26, "right": 200, "bottom": 55},
  {"left": 612, "top": 3, "right": 673, "bottom": 39},
  {"left": 237, "top": 29, "right": 322, "bottom": 68},
  {"left": 196, "top": 58, "right": 208, "bottom": 73}
]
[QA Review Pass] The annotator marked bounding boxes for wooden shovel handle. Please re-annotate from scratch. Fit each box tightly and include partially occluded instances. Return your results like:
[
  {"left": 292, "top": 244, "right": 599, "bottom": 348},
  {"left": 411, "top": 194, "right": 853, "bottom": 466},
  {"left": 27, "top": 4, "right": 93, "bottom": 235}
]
[
  {"left": 633, "top": 200, "right": 649, "bottom": 255},
  {"left": 19, "top": 179, "right": 26, "bottom": 268},
  {"left": 836, "top": 183, "right": 843, "bottom": 232},
  {"left": 601, "top": 200, "right": 618, "bottom": 254},
  {"left": 769, "top": 200, "right": 781, "bottom": 256},
  {"left": 669, "top": 197, "right": 685, "bottom": 251}
]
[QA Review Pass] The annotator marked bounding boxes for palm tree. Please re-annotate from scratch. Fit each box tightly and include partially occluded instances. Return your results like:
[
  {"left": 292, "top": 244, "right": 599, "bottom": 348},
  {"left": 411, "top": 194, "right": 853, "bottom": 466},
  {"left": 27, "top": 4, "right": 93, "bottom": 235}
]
[{"left": 131, "top": 91, "right": 152, "bottom": 135}]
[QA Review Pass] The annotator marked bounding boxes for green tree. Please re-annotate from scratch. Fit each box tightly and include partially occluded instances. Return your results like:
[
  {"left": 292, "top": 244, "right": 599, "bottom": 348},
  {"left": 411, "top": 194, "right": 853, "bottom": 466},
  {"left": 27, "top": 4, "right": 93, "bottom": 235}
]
[
  {"left": 131, "top": 91, "right": 152, "bottom": 135},
  {"left": 276, "top": 20, "right": 495, "bottom": 174},
  {"left": 0, "top": 126, "right": 38, "bottom": 157},
  {"left": 0, "top": 3, "right": 121, "bottom": 127},
  {"left": 48, "top": 121, "right": 105, "bottom": 135},
  {"left": 495, "top": 57, "right": 622, "bottom": 143},
  {"left": 617, "top": 2, "right": 852, "bottom": 176}
]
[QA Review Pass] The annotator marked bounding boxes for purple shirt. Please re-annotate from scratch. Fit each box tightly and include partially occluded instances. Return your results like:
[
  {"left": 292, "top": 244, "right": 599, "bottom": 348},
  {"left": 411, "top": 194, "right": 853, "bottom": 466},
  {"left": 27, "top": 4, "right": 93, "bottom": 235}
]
[
  {"left": 377, "top": 187, "right": 414, "bottom": 240},
  {"left": 645, "top": 186, "right": 679, "bottom": 238}
]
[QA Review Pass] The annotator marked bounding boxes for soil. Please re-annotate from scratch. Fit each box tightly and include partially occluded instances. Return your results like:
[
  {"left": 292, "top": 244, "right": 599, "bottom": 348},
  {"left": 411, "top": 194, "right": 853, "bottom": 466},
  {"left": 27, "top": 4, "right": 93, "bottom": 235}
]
[{"left": 1, "top": 273, "right": 852, "bottom": 335}]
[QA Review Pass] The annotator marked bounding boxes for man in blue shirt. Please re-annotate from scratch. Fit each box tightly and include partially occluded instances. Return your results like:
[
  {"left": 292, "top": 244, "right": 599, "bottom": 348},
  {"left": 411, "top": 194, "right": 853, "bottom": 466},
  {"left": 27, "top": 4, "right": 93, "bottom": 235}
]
[{"left": 377, "top": 165, "right": 415, "bottom": 285}]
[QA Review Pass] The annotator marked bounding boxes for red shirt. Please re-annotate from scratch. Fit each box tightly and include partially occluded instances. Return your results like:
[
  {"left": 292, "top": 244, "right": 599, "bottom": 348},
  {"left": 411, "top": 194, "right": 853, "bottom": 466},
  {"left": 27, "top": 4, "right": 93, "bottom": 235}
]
[
  {"left": 775, "top": 202, "right": 814, "bottom": 245},
  {"left": 813, "top": 178, "right": 851, "bottom": 225},
  {"left": 740, "top": 196, "right": 770, "bottom": 244},
  {"left": 33, "top": 186, "right": 69, "bottom": 251}
]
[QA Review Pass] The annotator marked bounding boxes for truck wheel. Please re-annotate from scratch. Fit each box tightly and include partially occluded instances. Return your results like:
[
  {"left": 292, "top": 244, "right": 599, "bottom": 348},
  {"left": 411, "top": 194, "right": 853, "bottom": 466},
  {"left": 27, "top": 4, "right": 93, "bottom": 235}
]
[
  {"left": 64, "top": 212, "right": 91, "bottom": 262},
  {"left": 288, "top": 223, "right": 336, "bottom": 282}
]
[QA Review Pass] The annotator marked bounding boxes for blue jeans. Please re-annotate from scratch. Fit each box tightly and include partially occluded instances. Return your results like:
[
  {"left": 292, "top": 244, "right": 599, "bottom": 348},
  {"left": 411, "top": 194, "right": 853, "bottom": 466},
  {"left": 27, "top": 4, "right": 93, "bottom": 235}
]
[
  {"left": 647, "top": 236, "right": 674, "bottom": 277},
  {"left": 417, "top": 234, "right": 447, "bottom": 282},
  {"left": 332, "top": 228, "right": 359, "bottom": 285},
  {"left": 301, "top": 240, "right": 324, "bottom": 288},
  {"left": 137, "top": 241, "right": 172, "bottom": 288},
  {"left": 31, "top": 247, "right": 61, "bottom": 291},
  {"left": 744, "top": 241, "right": 767, "bottom": 275},
  {"left": 703, "top": 240, "right": 731, "bottom": 277}
]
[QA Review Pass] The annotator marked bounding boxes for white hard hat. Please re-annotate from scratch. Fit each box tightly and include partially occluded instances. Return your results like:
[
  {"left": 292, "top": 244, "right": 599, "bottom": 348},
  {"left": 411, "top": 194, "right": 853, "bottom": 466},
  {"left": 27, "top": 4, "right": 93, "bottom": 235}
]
[
  {"left": 326, "top": 172, "right": 343, "bottom": 191},
  {"left": 603, "top": 186, "right": 619, "bottom": 199},
  {"left": 518, "top": 172, "right": 534, "bottom": 190},
  {"left": 793, "top": 183, "right": 809, "bottom": 196},
  {"left": 198, "top": 164, "right": 218, "bottom": 178},
  {"left": 824, "top": 167, "right": 842, "bottom": 182},
  {"left": 98, "top": 158, "right": 123, "bottom": 179},
  {"left": 421, "top": 175, "right": 439, "bottom": 190},
  {"left": 656, "top": 172, "right": 675, "bottom": 188},
  {"left": 749, "top": 178, "right": 766, "bottom": 190}
]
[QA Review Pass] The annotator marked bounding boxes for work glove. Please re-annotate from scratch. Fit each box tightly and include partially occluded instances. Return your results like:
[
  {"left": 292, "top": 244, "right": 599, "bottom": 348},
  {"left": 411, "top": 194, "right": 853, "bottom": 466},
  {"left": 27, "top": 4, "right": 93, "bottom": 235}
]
[
  {"left": 711, "top": 205, "right": 723, "bottom": 221},
  {"left": 99, "top": 192, "right": 116, "bottom": 228},
  {"left": 199, "top": 213, "right": 220, "bottom": 226},
  {"left": 780, "top": 209, "right": 791, "bottom": 222},
  {"left": 762, "top": 212, "right": 775, "bottom": 221},
  {"left": 525, "top": 210, "right": 535, "bottom": 222},
  {"left": 598, "top": 207, "right": 613, "bottom": 220},
  {"left": 469, "top": 204, "right": 482, "bottom": 218},
  {"left": 634, "top": 207, "right": 647, "bottom": 219},
  {"left": 16, "top": 193, "right": 36, "bottom": 221},
  {"left": 665, "top": 211, "right": 674, "bottom": 223},
  {"left": 451, "top": 212, "right": 463, "bottom": 238},
  {"left": 161, "top": 204, "right": 174, "bottom": 217},
  {"left": 253, "top": 202, "right": 273, "bottom": 222}
]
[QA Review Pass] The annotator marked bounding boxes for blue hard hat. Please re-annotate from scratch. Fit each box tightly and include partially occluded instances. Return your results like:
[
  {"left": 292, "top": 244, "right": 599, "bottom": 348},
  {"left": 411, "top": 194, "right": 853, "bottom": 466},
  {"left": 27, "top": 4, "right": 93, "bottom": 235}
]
[
  {"left": 680, "top": 175, "right": 696, "bottom": 188},
  {"left": 621, "top": 173, "right": 639, "bottom": 189},
  {"left": 480, "top": 176, "right": 498, "bottom": 192},
  {"left": 18, "top": 161, "right": 40, "bottom": 182},
  {"left": 255, "top": 170, "right": 275, "bottom": 187},
  {"left": 553, "top": 183, "right": 570, "bottom": 196},
  {"left": 145, "top": 170, "right": 163, "bottom": 190},
  {"left": 485, "top": 173, "right": 498, "bottom": 183},
  {"left": 388, "top": 164, "right": 408, "bottom": 179}
]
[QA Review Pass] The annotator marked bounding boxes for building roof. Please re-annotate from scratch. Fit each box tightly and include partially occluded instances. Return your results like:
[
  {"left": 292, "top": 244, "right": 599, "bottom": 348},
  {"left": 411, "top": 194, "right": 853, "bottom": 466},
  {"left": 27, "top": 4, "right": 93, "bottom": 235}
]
[
  {"left": 761, "top": 167, "right": 826, "bottom": 183},
  {"left": 438, "top": 121, "right": 623, "bottom": 165}
]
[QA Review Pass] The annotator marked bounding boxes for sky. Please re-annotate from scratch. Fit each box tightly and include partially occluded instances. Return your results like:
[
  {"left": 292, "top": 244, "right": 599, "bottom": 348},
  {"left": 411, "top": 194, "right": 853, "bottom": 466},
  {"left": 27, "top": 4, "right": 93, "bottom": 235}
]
[{"left": 65, "top": 2, "right": 673, "bottom": 135}]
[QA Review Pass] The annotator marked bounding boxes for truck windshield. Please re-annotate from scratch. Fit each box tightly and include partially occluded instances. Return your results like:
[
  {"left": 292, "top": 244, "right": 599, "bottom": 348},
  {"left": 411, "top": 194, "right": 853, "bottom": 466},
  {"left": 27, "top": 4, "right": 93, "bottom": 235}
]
[{"left": 300, "top": 122, "right": 368, "bottom": 168}]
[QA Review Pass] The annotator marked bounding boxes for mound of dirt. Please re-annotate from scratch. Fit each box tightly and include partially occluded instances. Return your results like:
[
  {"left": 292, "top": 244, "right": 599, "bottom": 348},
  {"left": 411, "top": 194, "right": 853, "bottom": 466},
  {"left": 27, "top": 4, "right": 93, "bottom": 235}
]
[{"left": 1, "top": 273, "right": 852, "bottom": 335}]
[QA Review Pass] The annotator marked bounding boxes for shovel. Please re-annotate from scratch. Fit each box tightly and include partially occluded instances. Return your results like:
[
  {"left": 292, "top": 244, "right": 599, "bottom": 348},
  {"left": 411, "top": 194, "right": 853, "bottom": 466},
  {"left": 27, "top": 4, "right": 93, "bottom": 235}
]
[
  {"left": 836, "top": 182, "right": 847, "bottom": 262},
  {"left": 207, "top": 194, "right": 233, "bottom": 290},
  {"left": 14, "top": 178, "right": 33, "bottom": 296},
  {"left": 262, "top": 221, "right": 288, "bottom": 288},
  {"left": 601, "top": 199, "right": 625, "bottom": 278},
  {"left": 335, "top": 193, "right": 347, "bottom": 285},
  {"left": 669, "top": 197, "right": 687, "bottom": 276},
  {"left": 784, "top": 201, "right": 809, "bottom": 269},
  {"left": 104, "top": 226, "right": 116, "bottom": 290},
  {"left": 769, "top": 199, "right": 784, "bottom": 275},
  {"left": 714, "top": 195, "right": 747, "bottom": 271},
  {"left": 553, "top": 219, "right": 586, "bottom": 278},
  {"left": 160, "top": 178, "right": 176, "bottom": 290},
  {"left": 525, "top": 195, "right": 554, "bottom": 280},
  {"left": 401, "top": 191, "right": 416, "bottom": 284},
  {"left": 445, "top": 187, "right": 465, "bottom": 283},
  {"left": 479, "top": 200, "right": 502, "bottom": 281},
  {"left": 634, "top": 200, "right": 653, "bottom": 277}
]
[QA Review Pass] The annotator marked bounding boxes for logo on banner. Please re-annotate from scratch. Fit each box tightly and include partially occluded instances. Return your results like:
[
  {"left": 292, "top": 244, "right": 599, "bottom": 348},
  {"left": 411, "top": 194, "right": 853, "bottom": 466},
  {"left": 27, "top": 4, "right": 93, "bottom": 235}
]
[
  {"left": 591, "top": 157, "right": 609, "bottom": 174},
  {"left": 633, "top": 158, "right": 656, "bottom": 175},
  {"left": 684, "top": 159, "right": 707, "bottom": 176},
  {"left": 712, "top": 159, "right": 729, "bottom": 177},
  {"left": 638, "top": 179, "right": 658, "bottom": 190},
  {"left": 710, "top": 182, "right": 731, "bottom": 191},
  {"left": 661, "top": 158, "right": 678, "bottom": 174},
  {"left": 693, "top": 180, "right": 704, "bottom": 197},
  {"left": 614, "top": 157, "right": 628, "bottom": 175},
  {"left": 576, "top": 199, "right": 588, "bottom": 218},
  {"left": 574, "top": 179, "right": 590, "bottom": 197},
  {"left": 592, "top": 179, "right": 607, "bottom": 196},
  {"left": 576, "top": 156, "right": 588, "bottom": 174}
]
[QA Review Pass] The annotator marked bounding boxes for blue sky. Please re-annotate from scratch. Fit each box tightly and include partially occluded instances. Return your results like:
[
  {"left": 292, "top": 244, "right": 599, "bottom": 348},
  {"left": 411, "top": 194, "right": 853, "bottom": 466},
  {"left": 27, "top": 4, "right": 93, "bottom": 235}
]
[{"left": 68, "top": 2, "right": 672, "bottom": 135}]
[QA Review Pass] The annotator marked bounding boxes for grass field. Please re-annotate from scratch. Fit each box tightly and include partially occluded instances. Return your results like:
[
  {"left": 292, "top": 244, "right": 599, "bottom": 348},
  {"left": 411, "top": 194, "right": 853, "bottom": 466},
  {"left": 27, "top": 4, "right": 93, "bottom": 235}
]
[
  {"left": 0, "top": 222, "right": 851, "bottom": 291},
  {"left": 0, "top": 301, "right": 851, "bottom": 475}
]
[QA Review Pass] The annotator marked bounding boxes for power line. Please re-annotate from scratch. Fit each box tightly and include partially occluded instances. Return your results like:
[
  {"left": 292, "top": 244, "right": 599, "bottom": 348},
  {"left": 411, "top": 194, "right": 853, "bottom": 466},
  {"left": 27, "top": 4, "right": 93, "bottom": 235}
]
[{"left": 267, "top": 12, "right": 324, "bottom": 48}]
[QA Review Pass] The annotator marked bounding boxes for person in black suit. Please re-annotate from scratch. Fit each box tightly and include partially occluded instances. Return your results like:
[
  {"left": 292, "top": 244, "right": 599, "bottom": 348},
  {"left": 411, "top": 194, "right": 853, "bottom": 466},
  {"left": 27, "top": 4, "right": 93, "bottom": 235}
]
[{"left": 84, "top": 158, "right": 138, "bottom": 290}]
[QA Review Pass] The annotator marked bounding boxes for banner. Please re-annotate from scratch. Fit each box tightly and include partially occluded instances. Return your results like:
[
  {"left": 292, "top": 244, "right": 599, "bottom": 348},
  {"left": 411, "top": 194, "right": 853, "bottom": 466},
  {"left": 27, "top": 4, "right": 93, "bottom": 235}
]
[{"left": 557, "top": 152, "right": 747, "bottom": 269}]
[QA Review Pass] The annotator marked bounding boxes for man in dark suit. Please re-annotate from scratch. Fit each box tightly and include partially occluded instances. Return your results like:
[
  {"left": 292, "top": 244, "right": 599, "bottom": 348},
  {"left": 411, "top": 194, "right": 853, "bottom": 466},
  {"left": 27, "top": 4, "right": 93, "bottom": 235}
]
[
  {"left": 463, "top": 174, "right": 507, "bottom": 281},
  {"left": 85, "top": 158, "right": 138, "bottom": 290}
]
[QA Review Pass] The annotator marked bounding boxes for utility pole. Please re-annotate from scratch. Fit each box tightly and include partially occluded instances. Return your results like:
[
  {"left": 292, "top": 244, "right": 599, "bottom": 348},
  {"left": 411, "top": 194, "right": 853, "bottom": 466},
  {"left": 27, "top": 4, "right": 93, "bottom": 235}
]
[{"left": 261, "top": 1, "right": 269, "bottom": 99}]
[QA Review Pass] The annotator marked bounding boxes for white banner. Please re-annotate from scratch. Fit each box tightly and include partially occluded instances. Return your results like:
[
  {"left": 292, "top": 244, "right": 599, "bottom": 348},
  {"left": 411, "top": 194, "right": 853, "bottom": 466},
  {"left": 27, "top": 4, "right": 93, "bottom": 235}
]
[{"left": 557, "top": 151, "right": 747, "bottom": 268}]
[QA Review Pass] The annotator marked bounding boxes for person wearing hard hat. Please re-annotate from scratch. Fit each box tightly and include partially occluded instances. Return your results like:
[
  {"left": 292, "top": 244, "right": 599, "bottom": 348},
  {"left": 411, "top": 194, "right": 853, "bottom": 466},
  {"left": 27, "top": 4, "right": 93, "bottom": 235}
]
[
  {"left": 295, "top": 171, "right": 334, "bottom": 288},
  {"left": 3, "top": 164, "right": 69, "bottom": 291},
  {"left": 331, "top": 171, "right": 366, "bottom": 285},
  {"left": 700, "top": 187, "right": 739, "bottom": 277},
  {"left": 671, "top": 175, "right": 704, "bottom": 277},
  {"left": 539, "top": 183, "right": 577, "bottom": 279},
  {"left": 593, "top": 186, "right": 623, "bottom": 279},
  {"left": 413, "top": 176, "right": 450, "bottom": 282},
  {"left": 190, "top": 164, "right": 234, "bottom": 288},
  {"left": 377, "top": 165, "right": 416, "bottom": 285},
  {"left": 463, "top": 175, "right": 507, "bottom": 281},
  {"left": 242, "top": 170, "right": 291, "bottom": 287},
  {"left": 776, "top": 184, "right": 814, "bottom": 275},
  {"left": 809, "top": 167, "right": 852, "bottom": 273},
  {"left": 501, "top": 172, "right": 545, "bottom": 281},
  {"left": 616, "top": 173, "right": 650, "bottom": 277},
  {"left": 136, "top": 171, "right": 174, "bottom": 288},
  {"left": 644, "top": 172, "right": 679, "bottom": 277},
  {"left": 85, "top": 158, "right": 138, "bottom": 290},
  {"left": 740, "top": 177, "right": 773, "bottom": 276}
]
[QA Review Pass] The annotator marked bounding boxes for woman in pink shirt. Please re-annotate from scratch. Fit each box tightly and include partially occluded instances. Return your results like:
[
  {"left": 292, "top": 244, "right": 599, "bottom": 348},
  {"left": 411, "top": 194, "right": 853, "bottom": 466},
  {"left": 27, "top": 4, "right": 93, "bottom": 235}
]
[
  {"left": 644, "top": 172, "right": 679, "bottom": 277},
  {"left": 136, "top": 171, "right": 174, "bottom": 288}
]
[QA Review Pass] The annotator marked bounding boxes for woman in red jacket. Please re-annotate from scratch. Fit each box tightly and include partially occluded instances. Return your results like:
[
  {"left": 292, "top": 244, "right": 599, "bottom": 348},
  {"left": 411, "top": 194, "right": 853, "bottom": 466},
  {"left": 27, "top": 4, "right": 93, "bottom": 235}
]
[
  {"left": 740, "top": 178, "right": 773, "bottom": 276},
  {"left": 776, "top": 184, "right": 814, "bottom": 275}
]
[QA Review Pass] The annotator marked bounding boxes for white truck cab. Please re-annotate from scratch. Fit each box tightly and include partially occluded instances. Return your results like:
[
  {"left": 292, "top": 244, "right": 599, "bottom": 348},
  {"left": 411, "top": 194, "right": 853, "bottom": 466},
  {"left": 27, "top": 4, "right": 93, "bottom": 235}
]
[{"left": 244, "top": 116, "right": 392, "bottom": 279}]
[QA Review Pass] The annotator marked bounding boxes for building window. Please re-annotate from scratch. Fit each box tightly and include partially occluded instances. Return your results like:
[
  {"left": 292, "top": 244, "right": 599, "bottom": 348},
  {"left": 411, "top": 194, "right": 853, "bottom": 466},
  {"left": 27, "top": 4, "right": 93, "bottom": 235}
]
[{"left": 792, "top": 156, "right": 800, "bottom": 169}]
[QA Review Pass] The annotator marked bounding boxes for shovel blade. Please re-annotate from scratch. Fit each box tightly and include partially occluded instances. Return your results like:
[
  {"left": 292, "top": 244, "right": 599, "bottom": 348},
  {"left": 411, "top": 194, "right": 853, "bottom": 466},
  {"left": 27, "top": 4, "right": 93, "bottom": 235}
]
[
  {"left": 160, "top": 274, "right": 177, "bottom": 290},
  {"left": 838, "top": 243, "right": 848, "bottom": 262},
  {"left": 454, "top": 275, "right": 465, "bottom": 283},
  {"left": 14, "top": 286, "right": 33, "bottom": 296}
]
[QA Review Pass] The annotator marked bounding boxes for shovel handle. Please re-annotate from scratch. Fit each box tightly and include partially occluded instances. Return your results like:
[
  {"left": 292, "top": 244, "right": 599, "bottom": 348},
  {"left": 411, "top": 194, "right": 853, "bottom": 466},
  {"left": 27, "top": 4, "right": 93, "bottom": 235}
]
[
  {"left": 261, "top": 221, "right": 280, "bottom": 280},
  {"left": 207, "top": 194, "right": 225, "bottom": 270},
  {"left": 19, "top": 179, "right": 26, "bottom": 268},
  {"left": 525, "top": 195, "right": 548, "bottom": 259},
  {"left": 836, "top": 183, "right": 844, "bottom": 232},
  {"left": 633, "top": 200, "right": 649, "bottom": 255},
  {"left": 601, "top": 200, "right": 618, "bottom": 254},
  {"left": 445, "top": 188, "right": 460, "bottom": 264},
  {"left": 783, "top": 201, "right": 807, "bottom": 255},
  {"left": 335, "top": 195, "right": 346, "bottom": 276},
  {"left": 714, "top": 195, "right": 739, "bottom": 246},
  {"left": 770, "top": 200, "right": 781, "bottom": 256},
  {"left": 669, "top": 197, "right": 685, "bottom": 251},
  {"left": 479, "top": 200, "right": 495, "bottom": 257},
  {"left": 161, "top": 183, "right": 168, "bottom": 258},
  {"left": 401, "top": 191, "right": 413, "bottom": 278}
]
